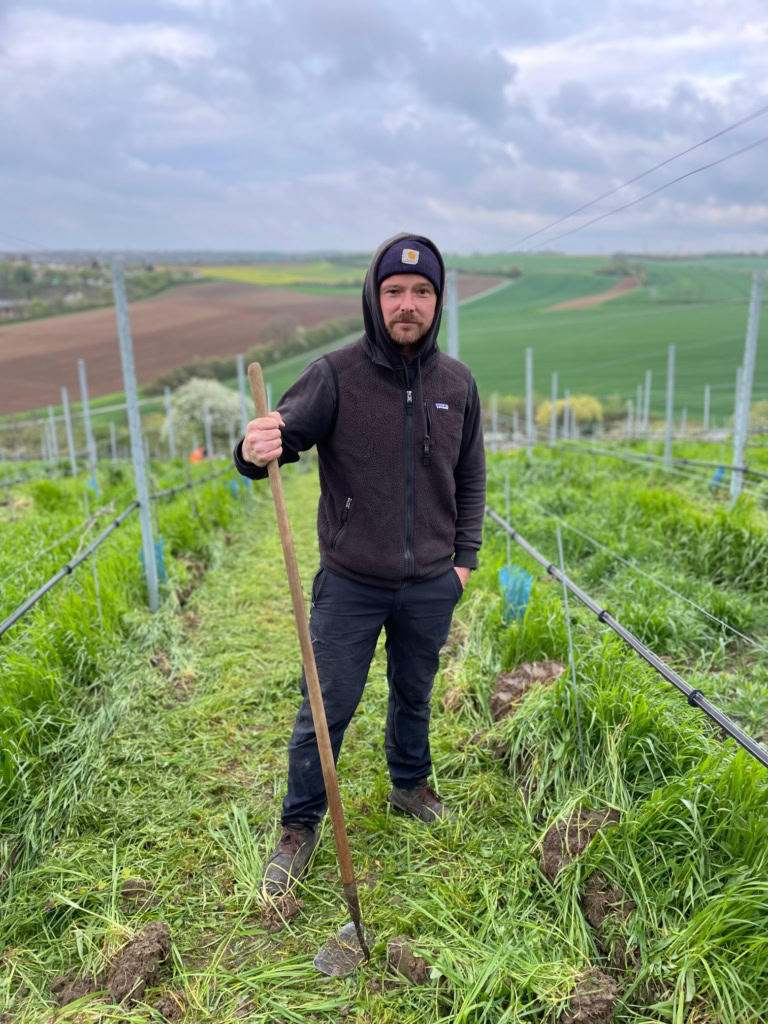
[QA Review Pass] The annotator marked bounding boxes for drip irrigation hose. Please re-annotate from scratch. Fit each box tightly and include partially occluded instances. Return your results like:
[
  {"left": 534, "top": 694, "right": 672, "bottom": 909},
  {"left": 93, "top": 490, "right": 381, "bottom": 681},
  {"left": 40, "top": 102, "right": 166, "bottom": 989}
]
[
  {"left": 0, "top": 502, "right": 139, "bottom": 640},
  {"left": 486, "top": 505, "right": 768, "bottom": 771},
  {"left": 1, "top": 463, "right": 237, "bottom": 641}
]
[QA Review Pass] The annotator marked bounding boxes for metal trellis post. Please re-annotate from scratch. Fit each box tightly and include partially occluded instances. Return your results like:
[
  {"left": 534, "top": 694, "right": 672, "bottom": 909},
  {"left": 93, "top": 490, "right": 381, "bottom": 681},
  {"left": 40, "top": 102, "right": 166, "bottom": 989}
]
[
  {"left": 491, "top": 393, "right": 498, "bottom": 454},
  {"left": 731, "top": 272, "right": 764, "bottom": 501},
  {"left": 664, "top": 344, "right": 675, "bottom": 469},
  {"left": 550, "top": 372, "right": 558, "bottom": 447},
  {"left": 446, "top": 269, "right": 459, "bottom": 360},
  {"left": 61, "top": 386, "right": 78, "bottom": 478},
  {"left": 164, "top": 386, "right": 176, "bottom": 459},
  {"left": 78, "top": 358, "right": 99, "bottom": 487},
  {"left": 703, "top": 384, "right": 711, "bottom": 434},
  {"left": 48, "top": 405, "right": 60, "bottom": 461},
  {"left": 525, "top": 347, "right": 534, "bottom": 456},
  {"left": 111, "top": 261, "right": 159, "bottom": 613},
  {"left": 237, "top": 353, "right": 249, "bottom": 435}
]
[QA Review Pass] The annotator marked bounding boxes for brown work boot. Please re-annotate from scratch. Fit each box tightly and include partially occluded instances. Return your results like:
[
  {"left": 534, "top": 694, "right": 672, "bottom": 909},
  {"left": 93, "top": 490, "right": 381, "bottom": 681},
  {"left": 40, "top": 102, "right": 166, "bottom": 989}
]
[
  {"left": 262, "top": 823, "right": 319, "bottom": 896},
  {"left": 387, "top": 782, "right": 453, "bottom": 823}
]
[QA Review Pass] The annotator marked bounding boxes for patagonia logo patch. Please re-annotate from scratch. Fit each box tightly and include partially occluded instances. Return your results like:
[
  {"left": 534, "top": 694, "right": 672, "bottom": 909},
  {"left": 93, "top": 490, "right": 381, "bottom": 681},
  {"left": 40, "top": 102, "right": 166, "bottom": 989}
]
[
  {"left": 435, "top": 402, "right": 449, "bottom": 410},
  {"left": 401, "top": 248, "right": 420, "bottom": 265}
]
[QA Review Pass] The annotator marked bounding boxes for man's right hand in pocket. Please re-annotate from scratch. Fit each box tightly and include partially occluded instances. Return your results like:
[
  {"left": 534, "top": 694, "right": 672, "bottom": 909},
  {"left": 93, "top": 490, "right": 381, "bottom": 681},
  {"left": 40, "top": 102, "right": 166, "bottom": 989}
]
[{"left": 242, "top": 411, "right": 286, "bottom": 467}]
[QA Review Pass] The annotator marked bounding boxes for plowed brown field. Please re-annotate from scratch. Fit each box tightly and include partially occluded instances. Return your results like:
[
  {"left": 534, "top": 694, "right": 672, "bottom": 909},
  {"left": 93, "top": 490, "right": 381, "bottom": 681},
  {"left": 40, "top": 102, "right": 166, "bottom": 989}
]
[{"left": 0, "top": 275, "right": 500, "bottom": 414}]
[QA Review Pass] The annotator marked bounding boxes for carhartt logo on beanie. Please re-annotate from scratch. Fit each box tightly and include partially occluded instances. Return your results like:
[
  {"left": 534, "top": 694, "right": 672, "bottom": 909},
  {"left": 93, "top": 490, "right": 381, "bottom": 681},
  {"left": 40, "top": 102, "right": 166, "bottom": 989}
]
[{"left": 376, "top": 238, "right": 442, "bottom": 294}]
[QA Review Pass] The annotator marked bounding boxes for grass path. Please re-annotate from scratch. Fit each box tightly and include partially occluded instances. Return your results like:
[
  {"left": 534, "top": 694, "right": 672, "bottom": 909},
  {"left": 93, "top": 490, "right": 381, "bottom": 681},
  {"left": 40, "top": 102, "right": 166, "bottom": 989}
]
[{"left": 3, "top": 466, "right": 768, "bottom": 1022}]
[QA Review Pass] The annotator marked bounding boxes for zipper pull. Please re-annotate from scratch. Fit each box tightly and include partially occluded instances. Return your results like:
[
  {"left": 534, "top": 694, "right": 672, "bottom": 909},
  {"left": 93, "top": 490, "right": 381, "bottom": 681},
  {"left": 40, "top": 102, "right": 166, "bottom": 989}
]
[
  {"left": 406, "top": 389, "right": 413, "bottom": 415},
  {"left": 342, "top": 496, "right": 352, "bottom": 521},
  {"left": 422, "top": 438, "right": 431, "bottom": 467}
]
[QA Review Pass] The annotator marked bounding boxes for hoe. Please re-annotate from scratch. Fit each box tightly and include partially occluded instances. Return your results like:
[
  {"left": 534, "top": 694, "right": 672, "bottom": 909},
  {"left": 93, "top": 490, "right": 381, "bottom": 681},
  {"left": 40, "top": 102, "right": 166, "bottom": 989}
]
[{"left": 248, "top": 363, "right": 372, "bottom": 976}]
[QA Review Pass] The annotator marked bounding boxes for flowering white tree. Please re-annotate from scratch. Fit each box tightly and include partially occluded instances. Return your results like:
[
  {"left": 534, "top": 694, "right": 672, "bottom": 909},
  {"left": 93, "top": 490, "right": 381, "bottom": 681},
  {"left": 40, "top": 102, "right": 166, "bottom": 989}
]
[{"left": 165, "top": 378, "right": 242, "bottom": 453}]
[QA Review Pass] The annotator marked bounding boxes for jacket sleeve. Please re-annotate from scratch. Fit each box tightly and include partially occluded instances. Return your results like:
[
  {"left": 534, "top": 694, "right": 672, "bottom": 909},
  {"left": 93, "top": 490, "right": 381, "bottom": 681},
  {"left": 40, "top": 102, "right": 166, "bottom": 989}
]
[
  {"left": 453, "top": 376, "right": 486, "bottom": 569},
  {"left": 233, "top": 358, "right": 336, "bottom": 480}
]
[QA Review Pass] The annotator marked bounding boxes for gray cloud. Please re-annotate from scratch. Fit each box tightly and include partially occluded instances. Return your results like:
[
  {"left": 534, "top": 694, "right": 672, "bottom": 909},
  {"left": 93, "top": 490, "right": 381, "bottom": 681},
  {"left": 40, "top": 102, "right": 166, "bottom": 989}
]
[{"left": 0, "top": 0, "right": 767, "bottom": 253}]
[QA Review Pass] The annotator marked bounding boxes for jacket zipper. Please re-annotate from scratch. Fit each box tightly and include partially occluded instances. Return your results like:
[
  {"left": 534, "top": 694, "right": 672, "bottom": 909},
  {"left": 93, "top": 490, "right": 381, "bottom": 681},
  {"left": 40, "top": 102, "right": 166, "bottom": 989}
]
[
  {"left": 331, "top": 496, "right": 352, "bottom": 549},
  {"left": 404, "top": 389, "right": 414, "bottom": 578}
]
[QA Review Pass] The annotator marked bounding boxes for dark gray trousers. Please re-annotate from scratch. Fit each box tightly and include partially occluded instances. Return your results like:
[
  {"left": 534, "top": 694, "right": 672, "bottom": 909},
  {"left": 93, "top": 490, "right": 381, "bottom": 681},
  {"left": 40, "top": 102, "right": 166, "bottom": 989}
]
[{"left": 281, "top": 566, "right": 462, "bottom": 826}]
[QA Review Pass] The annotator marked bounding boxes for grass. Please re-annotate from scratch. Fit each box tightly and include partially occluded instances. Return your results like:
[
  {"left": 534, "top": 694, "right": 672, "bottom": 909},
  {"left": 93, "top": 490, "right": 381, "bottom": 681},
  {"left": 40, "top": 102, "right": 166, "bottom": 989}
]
[
  {"left": 202, "top": 262, "right": 368, "bottom": 290},
  {"left": 0, "top": 458, "right": 245, "bottom": 887},
  {"left": 2, "top": 454, "right": 767, "bottom": 1021}
]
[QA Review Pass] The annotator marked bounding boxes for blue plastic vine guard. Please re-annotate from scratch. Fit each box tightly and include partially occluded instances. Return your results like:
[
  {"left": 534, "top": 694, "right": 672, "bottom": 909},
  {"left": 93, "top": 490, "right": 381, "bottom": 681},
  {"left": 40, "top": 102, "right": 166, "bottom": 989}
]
[
  {"left": 140, "top": 538, "right": 168, "bottom": 585},
  {"left": 710, "top": 465, "right": 726, "bottom": 493},
  {"left": 499, "top": 563, "right": 533, "bottom": 622}
]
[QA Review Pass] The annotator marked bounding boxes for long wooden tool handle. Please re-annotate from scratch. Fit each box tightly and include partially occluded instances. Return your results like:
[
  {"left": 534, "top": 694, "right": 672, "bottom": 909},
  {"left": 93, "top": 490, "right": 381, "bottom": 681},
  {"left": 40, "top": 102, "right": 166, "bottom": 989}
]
[{"left": 246, "top": 364, "right": 367, "bottom": 951}]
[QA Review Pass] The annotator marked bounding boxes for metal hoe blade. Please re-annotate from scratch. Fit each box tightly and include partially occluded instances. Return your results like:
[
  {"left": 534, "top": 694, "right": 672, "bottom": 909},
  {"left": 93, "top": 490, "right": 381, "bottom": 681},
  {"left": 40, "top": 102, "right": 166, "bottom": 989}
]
[{"left": 314, "top": 922, "right": 374, "bottom": 977}]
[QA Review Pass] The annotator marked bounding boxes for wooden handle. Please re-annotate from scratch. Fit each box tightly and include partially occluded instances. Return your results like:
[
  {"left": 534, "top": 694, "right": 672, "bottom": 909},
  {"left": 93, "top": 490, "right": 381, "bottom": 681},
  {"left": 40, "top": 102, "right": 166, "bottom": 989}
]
[{"left": 246, "top": 363, "right": 359, "bottom": 893}]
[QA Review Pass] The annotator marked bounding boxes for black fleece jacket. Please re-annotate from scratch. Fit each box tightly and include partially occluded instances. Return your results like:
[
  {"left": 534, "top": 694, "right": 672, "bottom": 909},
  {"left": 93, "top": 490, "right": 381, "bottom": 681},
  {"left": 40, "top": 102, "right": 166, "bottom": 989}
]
[{"left": 234, "top": 231, "right": 486, "bottom": 589}]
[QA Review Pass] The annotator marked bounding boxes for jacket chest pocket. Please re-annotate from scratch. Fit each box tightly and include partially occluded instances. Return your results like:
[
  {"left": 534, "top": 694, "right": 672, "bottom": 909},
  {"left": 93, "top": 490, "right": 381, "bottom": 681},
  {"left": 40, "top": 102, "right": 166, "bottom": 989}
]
[{"left": 427, "top": 401, "right": 464, "bottom": 467}]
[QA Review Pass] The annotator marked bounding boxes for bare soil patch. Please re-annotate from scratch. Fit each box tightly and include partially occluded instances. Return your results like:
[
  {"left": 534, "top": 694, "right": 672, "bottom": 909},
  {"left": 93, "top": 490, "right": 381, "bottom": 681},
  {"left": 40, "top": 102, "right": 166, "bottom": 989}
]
[
  {"left": 546, "top": 277, "right": 639, "bottom": 312},
  {"left": 559, "top": 968, "right": 618, "bottom": 1024},
  {"left": 260, "top": 893, "right": 303, "bottom": 933},
  {"left": 387, "top": 936, "right": 430, "bottom": 984},
  {"left": 1, "top": 274, "right": 500, "bottom": 414},
  {"left": 540, "top": 808, "right": 620, "bottom": 882},
  {"left": 490, "top": 661, "right": 565, "bottom": 721}
]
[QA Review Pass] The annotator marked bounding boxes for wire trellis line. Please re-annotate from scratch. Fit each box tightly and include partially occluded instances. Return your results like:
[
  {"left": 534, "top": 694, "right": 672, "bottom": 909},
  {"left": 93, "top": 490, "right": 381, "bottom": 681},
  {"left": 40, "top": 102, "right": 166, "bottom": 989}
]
[{"left": 485, "top": 505, "right": 768, "bottom": 771}]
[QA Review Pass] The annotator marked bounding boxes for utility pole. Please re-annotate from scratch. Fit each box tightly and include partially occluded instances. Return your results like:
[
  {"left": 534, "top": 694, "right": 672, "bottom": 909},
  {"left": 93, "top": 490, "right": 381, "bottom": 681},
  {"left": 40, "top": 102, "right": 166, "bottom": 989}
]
[
  {"left": 61, "top": 386, "right": 78, "bottom": 478},
  {"left": 525, "top": 347, "right": 534, "bottom": 456},
  {"left": 446, "top": 269, "right": 459, "bottom": 360},
  {"left": 111, "top": 261, "right": 159, "bottom": 613},
  {"left": 731, "top": 272, "right": 764, "bottom": 501},
  {"left": 664, "top": 344, "right": 675, "bottom": 469}
]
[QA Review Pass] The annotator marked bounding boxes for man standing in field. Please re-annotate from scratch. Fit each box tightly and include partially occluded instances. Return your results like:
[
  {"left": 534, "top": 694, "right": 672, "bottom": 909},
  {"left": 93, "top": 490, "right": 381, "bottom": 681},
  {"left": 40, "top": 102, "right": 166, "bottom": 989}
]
[{"left": 234, "top": 232, "right": 486, "bottom": 895}]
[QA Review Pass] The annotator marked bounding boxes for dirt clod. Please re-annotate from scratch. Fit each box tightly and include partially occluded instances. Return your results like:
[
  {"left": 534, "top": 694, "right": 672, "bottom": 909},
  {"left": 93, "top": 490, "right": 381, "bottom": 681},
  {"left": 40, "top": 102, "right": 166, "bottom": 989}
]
[
  {"left": 490, "top": 661, "right": 565, "bottom": 721},
  {"left": 50, "top": 973, "right": 97, "bottom": 1007},
  {"left": 559, "top": 968, "right": 618, "bottom": 1023},
  {"left": 581, "top": 872, "right": 635, "bottom": 931},
  {"left": 108, "top": 920, "right": 171, "bottom": 1004},
  {"left": 540, "top": 809, "right": 620, "bottom": 882},
  {"left": 151, "top": 651, "right": 173, "bottom": 677},
  {"left": 260, "top": 893, "right": 303, "bottom": 933},
  {"left": 386, "top": 936, "right": 430, "bottom": 985},
  {"left": 182, "top": 610, "right": 201, "bottom": 631},
  {"left": 153, "top": 991, "right": 186, "bottom": 1020}
]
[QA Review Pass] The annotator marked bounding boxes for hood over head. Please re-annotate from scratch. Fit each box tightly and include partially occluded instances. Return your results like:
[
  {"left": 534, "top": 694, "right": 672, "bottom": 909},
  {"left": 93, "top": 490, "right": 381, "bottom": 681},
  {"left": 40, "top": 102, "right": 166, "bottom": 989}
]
[{"left": 362, "top": 231, "right": 446, "bottom": 372}]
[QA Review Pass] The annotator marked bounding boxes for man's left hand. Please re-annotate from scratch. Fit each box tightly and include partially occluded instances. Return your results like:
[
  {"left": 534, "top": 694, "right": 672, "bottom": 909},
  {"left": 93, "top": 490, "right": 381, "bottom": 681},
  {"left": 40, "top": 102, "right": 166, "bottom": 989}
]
[{"left": 454, "top": 566, "right": 471, "bottom": 590}]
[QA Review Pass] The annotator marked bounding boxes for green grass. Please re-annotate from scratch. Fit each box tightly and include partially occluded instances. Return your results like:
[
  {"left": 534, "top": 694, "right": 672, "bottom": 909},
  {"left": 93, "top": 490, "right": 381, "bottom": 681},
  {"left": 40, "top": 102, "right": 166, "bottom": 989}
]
[
  {"left": 2, "top": 456, "right": 767, "bottom": 1021},
  {"left": 202, "top": 262, "right": 368, "bottom": 290}
]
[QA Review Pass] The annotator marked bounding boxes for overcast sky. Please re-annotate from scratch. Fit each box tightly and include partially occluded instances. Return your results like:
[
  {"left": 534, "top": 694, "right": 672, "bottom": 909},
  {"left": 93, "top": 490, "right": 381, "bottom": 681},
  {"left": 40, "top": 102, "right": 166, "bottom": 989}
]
[{"left": 1, "top": 0, "right": 767, "bottom": 254}]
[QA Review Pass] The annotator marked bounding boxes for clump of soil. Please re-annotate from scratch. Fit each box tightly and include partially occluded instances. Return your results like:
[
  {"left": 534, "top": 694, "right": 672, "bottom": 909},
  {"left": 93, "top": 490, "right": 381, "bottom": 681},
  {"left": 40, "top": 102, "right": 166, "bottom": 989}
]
[
  {"left": 175, "top": 558, "right": 206, "bottom": 607},
  {"left": 559, "top": 968, "right": 618, "bottom": 1023},
  {"left": 153, "top": 990, "right": 186, "bottom": 1020},
  {"left": 386, "top": 936, "right": 430, "bottom": 985},
  {"left": 490, "top": 661, "right": 565, "bottom": 721},
  {"left": 582, "top": 872, "right": 638, "bottom": 971},
  {"left": 540, "top": 809, "right": 620, "bottom": 882},
  {"left": 440, "top": 622, "right": 469, "bottom": 660},
  {"left": 582, "top": 872, "right": 635, "bottom": 931},
  {"left": 151, "top": 651, "right": 173, "bottom": 678},
  {"left": 51, "top": 973, "right": 99, "bottom": 1007},
  {"left": 182, "top": 610, "right": 201, "bottom": 631},
  {"left": 260, "top": 893, "right": 303, "bottom": 934},
  {"left": 108, "top": 920, "right": 171, "bottom": 1003},
  {"left": 121, "top": 878, "right": 160, "bottom": 912}
]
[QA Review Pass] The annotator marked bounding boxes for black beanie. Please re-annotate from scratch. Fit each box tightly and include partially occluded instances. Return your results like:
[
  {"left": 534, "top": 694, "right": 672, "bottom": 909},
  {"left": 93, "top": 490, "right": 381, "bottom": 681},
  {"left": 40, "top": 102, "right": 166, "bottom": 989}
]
[{"left": 376, "top": 238, "right": 442, "bottom": 294}]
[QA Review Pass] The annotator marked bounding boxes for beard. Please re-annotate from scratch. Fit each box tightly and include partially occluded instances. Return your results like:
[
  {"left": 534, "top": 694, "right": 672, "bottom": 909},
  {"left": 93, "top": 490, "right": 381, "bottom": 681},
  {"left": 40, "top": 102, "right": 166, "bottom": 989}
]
[{"left": 386, "top": 314, "right": 429, "bottom": 346}]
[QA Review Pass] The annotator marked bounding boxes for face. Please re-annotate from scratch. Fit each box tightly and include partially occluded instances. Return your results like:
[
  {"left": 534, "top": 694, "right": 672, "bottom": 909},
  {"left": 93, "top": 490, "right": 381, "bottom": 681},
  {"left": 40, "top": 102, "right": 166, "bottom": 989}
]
[{"left": 379, "top": 273, "right": 438, "bottom": 349}]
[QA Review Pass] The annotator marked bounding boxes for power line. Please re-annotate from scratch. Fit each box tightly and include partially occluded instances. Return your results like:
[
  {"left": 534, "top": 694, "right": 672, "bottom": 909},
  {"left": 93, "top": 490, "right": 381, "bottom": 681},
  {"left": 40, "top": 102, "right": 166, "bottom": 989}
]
[
  {"left": 533, "top": 133, "right": 768, "bottom": 250},
  {"left": 511, "top": 102, "right": 768, "bottom": 248}
]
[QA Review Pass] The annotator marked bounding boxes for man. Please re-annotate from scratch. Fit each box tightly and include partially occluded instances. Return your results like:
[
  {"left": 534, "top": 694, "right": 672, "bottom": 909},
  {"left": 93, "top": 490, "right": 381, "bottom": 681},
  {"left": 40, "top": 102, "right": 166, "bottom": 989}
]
[{"left": 234, "top": 232, "right": 486, "bottom": 895}]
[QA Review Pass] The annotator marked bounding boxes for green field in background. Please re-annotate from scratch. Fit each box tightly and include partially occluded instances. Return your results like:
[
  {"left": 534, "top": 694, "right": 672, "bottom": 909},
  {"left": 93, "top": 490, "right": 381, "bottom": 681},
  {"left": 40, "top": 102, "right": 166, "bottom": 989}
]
[
  {"left": 257, "top": 256, "right": 768, "bottom": 421},
  {"left": 202, "top": 261, "right": 367, "bottom": 289}
]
